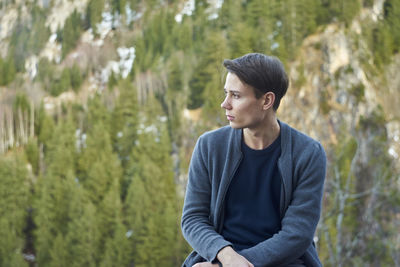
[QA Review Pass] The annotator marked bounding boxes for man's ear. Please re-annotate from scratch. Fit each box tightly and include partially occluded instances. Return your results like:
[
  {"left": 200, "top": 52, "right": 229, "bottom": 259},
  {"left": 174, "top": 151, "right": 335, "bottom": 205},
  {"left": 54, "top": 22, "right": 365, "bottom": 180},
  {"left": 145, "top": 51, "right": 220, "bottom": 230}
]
[{"left": 262, "top": 92, "right": 275, "bottom": 110}]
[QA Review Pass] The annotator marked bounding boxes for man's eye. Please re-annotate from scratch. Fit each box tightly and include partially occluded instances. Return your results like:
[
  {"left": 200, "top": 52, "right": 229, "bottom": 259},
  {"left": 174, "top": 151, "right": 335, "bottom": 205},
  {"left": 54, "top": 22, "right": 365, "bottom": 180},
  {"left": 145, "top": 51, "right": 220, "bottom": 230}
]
[{"left": 233, "top": 93, "right": 240, "bottom": 99}]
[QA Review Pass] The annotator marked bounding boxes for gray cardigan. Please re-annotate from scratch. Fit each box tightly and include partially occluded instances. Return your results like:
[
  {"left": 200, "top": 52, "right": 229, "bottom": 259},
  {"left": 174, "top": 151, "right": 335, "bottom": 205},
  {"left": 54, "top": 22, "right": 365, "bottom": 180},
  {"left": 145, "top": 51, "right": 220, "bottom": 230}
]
[{"left": 181, "top": 121, "right": 326, "bottom": 267}]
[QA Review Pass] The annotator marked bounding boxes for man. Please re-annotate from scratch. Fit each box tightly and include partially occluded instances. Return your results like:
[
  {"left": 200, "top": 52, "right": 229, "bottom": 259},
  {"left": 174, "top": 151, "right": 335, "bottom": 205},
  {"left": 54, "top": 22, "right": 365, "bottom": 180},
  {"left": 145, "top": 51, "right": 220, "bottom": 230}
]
[{"left": 181, "top": 53, "right": 326, "bottom": 267}]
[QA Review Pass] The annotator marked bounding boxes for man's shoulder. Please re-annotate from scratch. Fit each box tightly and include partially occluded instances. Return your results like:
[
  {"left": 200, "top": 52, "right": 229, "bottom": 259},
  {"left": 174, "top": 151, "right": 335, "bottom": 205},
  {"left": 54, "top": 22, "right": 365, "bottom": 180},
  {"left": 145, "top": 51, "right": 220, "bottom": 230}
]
[
  {"left": 199, "top": 125, "right": 235, "bottom": 142},
  {"left": 196, "top": 125, "right": 238, "bottom": 153}
]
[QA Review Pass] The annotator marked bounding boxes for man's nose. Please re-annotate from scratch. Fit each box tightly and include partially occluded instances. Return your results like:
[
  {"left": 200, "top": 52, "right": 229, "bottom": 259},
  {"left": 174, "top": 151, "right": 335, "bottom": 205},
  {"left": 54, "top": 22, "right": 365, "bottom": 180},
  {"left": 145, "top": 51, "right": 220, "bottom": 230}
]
[{"left": 221, "top": 95, "right": 231, "bottom": 109}]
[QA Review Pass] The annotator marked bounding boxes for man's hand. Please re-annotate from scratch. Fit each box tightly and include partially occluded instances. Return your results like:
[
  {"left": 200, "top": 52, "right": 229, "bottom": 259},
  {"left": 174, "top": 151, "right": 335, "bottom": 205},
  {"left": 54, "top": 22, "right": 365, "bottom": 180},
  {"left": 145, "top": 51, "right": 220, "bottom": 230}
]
[
  {"left": 217, "top": 246, "right": 254, "bottom": 267},
  {"left": 192, "top": 262, "right": 219, "bottom": 267}
]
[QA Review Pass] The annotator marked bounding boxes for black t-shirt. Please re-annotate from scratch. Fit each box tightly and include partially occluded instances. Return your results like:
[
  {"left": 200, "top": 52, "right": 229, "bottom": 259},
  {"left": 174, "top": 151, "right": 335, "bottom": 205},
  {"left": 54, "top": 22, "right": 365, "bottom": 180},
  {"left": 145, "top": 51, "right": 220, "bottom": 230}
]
[{"left": 221, "top": 134, "right": 282, "bottom": 251}]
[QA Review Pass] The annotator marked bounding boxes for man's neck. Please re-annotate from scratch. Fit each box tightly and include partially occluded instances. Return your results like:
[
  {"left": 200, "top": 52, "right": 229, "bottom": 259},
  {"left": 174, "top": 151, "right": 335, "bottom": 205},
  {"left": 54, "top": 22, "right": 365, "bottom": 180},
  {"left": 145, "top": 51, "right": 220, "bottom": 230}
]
[{"left": 243, "top": 115, "right": 280, "bottom": 150}]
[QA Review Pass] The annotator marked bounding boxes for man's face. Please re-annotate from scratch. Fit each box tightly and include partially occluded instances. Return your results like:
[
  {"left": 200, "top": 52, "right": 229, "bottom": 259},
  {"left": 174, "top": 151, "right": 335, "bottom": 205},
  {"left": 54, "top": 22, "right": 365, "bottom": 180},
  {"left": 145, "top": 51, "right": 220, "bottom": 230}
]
[{"left": 221, "top": 72, "right": 266, "bottom": 129}]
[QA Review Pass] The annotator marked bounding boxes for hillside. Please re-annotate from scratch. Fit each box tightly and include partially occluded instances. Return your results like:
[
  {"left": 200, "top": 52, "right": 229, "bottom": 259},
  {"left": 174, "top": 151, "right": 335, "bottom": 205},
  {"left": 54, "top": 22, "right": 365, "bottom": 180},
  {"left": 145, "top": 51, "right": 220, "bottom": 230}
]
[{"left": 0, "top": 0, "right": 399, "bottom": 266}]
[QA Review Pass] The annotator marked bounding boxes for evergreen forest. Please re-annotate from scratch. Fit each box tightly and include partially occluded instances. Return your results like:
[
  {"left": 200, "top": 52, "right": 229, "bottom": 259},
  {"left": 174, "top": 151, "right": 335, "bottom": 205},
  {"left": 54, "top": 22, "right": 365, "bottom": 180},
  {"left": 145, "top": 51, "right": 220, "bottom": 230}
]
[{"left": 0, "top": 0, "right": 399, "bottom": 266}]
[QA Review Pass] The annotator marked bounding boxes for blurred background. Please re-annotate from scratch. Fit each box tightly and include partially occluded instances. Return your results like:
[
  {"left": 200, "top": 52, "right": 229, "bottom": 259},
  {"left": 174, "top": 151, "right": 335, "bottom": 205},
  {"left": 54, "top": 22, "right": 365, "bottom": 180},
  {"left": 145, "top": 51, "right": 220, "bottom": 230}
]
[{"left": 0, "top": 0, "right": 399, "bottom": 266}]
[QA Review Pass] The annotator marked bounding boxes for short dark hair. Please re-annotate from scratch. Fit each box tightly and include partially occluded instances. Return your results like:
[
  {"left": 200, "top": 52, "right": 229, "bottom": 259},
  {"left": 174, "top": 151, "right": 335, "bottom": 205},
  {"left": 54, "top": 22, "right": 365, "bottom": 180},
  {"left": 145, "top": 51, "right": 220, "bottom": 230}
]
[{"left": 223, "top": 53, "right": 289, "bottom": 111}]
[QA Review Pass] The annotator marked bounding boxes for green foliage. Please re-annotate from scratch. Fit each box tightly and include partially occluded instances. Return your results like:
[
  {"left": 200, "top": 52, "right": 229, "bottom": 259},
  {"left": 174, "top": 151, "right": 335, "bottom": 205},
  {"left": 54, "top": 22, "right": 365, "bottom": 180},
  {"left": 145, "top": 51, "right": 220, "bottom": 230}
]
[
  {"left": 107, "top": 71, "right": 118, "bottom": 89},
  {"left": 228, "top": 22, "right": 254, "bottom": 58},
  {"left": 320, "top": 106, "right": 398, "bottom": 266},
  {"left": 98, "top": 180, "right": 130, "bottom": 266},
  {"left": 34, "top": 117, "right": 77, "bottom": 265},
  {"left": 358, "top": 106, "right": 387, "bottom": 141},
  {"left": 370, "top": 23, "right": 394, "bottom": 67},
  {"left": 48, "top": 68, "right": 73, "bottom": 96},
  {"left": 86, "top": 0, "right": 105, "bottom": 33},
  {"left": 218, "top": 0, "right": 243, "bottom": 29},
  {"left": 173, "top": 19, "right": 193, "bottom": 51},
  {"left": 363, "top": 0, "right": 374, "bottom": 7},
  {"left": 49, "top": 234, "right": 69, "bottom": 267},
  {"left": 124, "top": 98, "right": 186, "bottom": 266},
  {"left": 110, "top": 78, "right": 139, "bottom": 174},
  {"left": 36, "top": 103, "right": 55, "bottom": 147},
  {"left": 29, "top": 6, "right": 51, "bottom": 54},
  {"left": 188, "top": 31, "right": 229, "bottom": 118},
  {"left": 0, "top": 56, "right": 17, "bottom": 86},
  {"left": 165, "top": 54, "right": 185, "bottom": 142},
  {"left": 111, "top": 0, "right": 127, "bottom": 16},
  {"left": 201, "top": 32, "right": 229, "bottom": 126},
  {"left": 9, "top": 5, "right": 50, "bottom": 72},
  {"left": 78, "top": 121, "right": 122, "bottom": 204},
  {"left": 70, "top": 64, "right": 84, "bottom": 91},
  {"left": 317, "top": 0, "right": 361, "bottom": 25},
  {"left": 37, "top": 58, "right": 54, "bottom": 84},
  {"left": 133, "top": 9, "right": 176, "bottom": 72},
  {"left": 384, "top": 0, "right": 400, "bottom": 52},
  {"left": 38, "top": 59, "right": 84, "bottom": 95},
  {"left": 13, "top": 92, "right": 31, "bottom": 114},
  {"left": 0, "top": 152, "right": 30, "bottom": 267},
  {"left": 187, "top": 61, "right": 207, "bottom": 109},
  {"left": 99, "top": 220, "right": 130, "bottom": 267},
  {"left": 66, "top": 198, "right": 98, "bottom": 267},
  {"left": 25, "top": 137, "right": 39, "bottom": 175},
  {"left": 349, "top": 83, "right": 365, "bottom": 103},
  {"left": 61, "top": 10, "right": 83, "bottom": 58},
  {"left": 86, "top": 94, "right": 111, "bottom": 131},
  {"left": 279, "top": 0, "right": 318, "bottom": 58}
]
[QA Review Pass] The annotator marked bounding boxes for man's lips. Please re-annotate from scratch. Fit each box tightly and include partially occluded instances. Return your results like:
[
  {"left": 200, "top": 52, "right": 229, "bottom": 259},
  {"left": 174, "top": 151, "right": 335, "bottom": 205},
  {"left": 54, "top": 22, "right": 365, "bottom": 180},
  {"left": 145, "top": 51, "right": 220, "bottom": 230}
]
[{"left": 226, "top": 115, "right": 234, "bottom": 121}]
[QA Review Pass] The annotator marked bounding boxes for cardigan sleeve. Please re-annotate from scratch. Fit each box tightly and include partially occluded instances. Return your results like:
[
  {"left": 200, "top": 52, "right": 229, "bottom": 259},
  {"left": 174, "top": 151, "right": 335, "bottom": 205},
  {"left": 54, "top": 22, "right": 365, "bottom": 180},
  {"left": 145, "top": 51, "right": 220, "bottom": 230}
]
[
  {"left": 238, "top": 142, "right": 326, "bottom": 267},
  {"left": 181, "top": 136, "right": 232, "bottom": 263}
]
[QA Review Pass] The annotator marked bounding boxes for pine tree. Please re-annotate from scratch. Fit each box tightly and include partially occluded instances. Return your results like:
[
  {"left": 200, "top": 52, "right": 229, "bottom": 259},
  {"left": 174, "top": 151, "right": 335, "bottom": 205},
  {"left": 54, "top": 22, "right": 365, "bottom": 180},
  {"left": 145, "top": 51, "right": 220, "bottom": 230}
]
[
  {"left": 124, "top": 99, "right": 183, "bottom": 266},
  {"left": 36, "top": 102, "right": 55, "bottom": 151},
  {"left": 326, "top": 0, "right": 361, "bottom": 25},
  {"left": 25, "top": 137, "right": 39, "bottom": 175},
  {"left": 174, "top": 20, "right": 193, "bottom": 51},
  {"left": 33, "top": 118, "right": 77, "bottom": 265},
  {"left": 62, "top": 10, "right": 83, "bottom": 58},
  {"left": 70, "top": 63, "right": 83, "bottom": 92},
  {"left": 188, "top": 29, "right": 230, "bottom": 110},
  {"left": 86, "top": 94, "right": 111, "bottom": 132},
  {"left": 98, "top": 179, "right": 130, "bottom": 266},
  {"left": 187, "top": 60, "right": 209, "bottom": 109},
  {"left": 165, "top": 54, "right": 184, "bottom": 143},
  {"left": 371, "top": 23, "right": 393, "bottom": 66},
  {"left": 110, "top": 78, "right": 139, "bottom": 169},
  {"left": 111, "top": 0, "right": 127, "bottom": 16},
  {"left": 0, "top": 56, "right": 16, "bottom": 86},
  {"left": 29, "top": 6, "right": 51, "bottom": 54},
  {"left": 218, "top": 0, "right": 243, "bottom": 29},
  {"left": 0, "top": 152, "right": 30, "bottom": 267},
  {"left": 49, "top": 233, "right": 69, "bottom": 267},
  {"left": 100, "top": 220, "right": 130, "bottom": 267},
  {"left": 201, "top": 32, "right": 229, "bottom": 127},
  {"left": 228, "top": 22, "right": 254, "bottom": 58},
  {"left": 384, "top": 0, "right": 400, "bottom": 52},
  {"left": 86, "top": 0, "right": 105, "bottom": 33},
  {"left": 65, "top": 194, "right": 98, "bottom": 267},
  {"left": 78, "top": 121, "right": 122, "bottom": 204}
]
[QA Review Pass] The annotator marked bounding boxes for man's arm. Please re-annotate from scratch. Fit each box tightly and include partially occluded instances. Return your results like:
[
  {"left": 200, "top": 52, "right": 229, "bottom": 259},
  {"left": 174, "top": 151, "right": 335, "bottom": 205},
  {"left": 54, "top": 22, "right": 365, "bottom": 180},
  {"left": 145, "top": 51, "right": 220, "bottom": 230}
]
[
  {"left": 181, "top": 136, "right": 232, "bottom": 262},
  {"left": 238, "top": 143, "right": 326, "bottom": 266}
]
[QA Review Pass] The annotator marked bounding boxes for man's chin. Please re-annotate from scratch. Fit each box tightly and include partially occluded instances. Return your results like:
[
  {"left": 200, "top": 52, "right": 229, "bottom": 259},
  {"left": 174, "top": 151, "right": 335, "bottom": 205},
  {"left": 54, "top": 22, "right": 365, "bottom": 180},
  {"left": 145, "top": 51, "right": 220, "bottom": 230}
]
[{"left": 228, "top": 122, "right": 243, "bottom": 129}]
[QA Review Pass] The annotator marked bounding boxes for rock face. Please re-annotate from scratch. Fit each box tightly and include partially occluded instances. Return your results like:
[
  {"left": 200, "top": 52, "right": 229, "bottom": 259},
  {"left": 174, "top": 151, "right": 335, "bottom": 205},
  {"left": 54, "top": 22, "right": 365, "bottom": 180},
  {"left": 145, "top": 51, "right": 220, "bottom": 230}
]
[
  {"left": 280, "top": 13, "right": 399, "bottom": 169},
  {"left": 0, "top": 7, "right": 18, "bottom": 57},
  {"left": 45, "top": 0, "right": 89, "bottom": 33}
]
